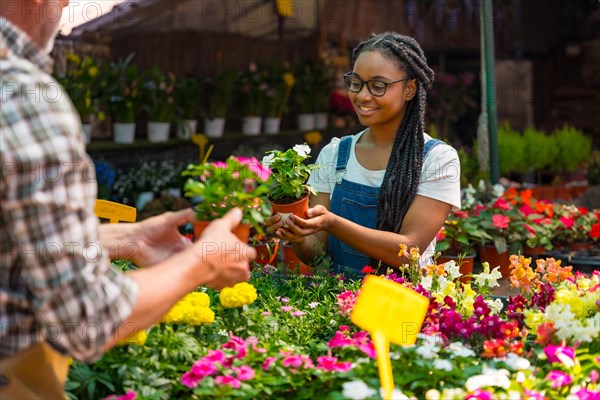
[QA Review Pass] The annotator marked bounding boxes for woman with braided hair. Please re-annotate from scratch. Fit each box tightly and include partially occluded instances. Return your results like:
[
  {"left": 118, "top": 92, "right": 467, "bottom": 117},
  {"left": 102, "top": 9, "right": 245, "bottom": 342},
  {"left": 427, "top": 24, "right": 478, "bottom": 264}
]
[{"left": 267, "top": 32, "right": 461, "bottom": 276}]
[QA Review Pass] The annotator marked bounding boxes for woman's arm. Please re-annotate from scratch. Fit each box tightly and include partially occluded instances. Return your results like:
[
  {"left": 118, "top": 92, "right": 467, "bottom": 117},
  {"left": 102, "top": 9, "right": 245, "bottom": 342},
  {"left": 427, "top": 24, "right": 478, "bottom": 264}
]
[{"left": 285, "top": 195, "right": 452, "bottom": 266}]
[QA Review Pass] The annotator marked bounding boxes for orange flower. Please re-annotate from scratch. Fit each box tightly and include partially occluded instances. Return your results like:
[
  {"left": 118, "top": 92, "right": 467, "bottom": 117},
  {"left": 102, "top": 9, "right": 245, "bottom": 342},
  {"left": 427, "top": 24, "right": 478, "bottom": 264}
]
[
  {"left": 509, "top": 255, "right": 538, "bottom": 293},
  {"left": 535, "top": 258, "right": 573, "bottom": 283},
  {"left": 520, "top": 189, "right": 532, "bottom": 206},
  {"left": 426, "top": 263, "right": 446, "bottom": 277}
]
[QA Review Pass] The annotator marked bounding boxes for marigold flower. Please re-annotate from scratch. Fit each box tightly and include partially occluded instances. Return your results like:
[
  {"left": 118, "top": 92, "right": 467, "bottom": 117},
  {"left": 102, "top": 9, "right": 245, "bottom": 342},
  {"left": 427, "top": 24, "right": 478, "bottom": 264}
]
[
  {"left": 119, "top": 329, "right": 147, "bottom": 346},
  {"left": 220, "top": 282, "right": 258, "bottom": 308}
]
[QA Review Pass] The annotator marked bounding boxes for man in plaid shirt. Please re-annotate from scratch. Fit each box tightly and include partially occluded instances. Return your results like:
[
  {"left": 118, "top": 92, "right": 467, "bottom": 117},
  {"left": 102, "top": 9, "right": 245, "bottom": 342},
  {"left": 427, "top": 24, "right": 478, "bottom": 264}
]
[{"left": 0, "top": 1, "right": 255, "bottom": 397}]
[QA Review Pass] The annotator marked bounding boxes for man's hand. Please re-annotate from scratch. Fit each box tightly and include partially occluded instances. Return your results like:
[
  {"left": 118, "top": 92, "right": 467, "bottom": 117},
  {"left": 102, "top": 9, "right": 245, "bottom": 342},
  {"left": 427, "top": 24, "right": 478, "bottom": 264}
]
[
  {"left": 131, "top": 209, "right": 197, "bottom": 267},
  {"left": 192, "top": 208, "right": 255, "bottom": 290}
]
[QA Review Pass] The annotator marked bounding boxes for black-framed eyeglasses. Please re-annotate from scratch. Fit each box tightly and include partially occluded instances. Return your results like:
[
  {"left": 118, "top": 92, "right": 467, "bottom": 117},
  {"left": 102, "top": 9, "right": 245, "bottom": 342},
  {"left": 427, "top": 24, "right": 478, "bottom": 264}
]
[{"left": 343, "top": 72, "right": 411, "bottom": 97}]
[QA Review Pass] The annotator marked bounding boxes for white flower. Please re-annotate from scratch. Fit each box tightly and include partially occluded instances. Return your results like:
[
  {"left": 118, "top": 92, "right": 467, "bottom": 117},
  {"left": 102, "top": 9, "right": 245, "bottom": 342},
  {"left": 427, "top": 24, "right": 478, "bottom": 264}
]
[
  {"left": 308, "top": 301, "right": 320, "bottom": 308},
  {"left": 492, "top": 183, "right": 505, "bottom": 197},
  {"left": 425, "top": 389, "right": 441, "bottom": 400},
  {"left": 447, "top": 341, "right": 475, "bottom": 358},
  {"left": 473, "top": 263, "right": 501, "bottom": 288},
  {"left": 420, "top": 276, "right": 433, "bottom": 291},
  {"left": 217, "top": 329, "right": 228, "bottom": 336},
  {"left": 444, "top": 260, "right": 462, "bottom": 281},
  {"left": 342, "top": 380, "right": 376, "bottom": 400},
  {"left": 465, "top": 367, "right": 510, "bottom": 391},
  {"left": 416, "top": 342, "right": 439, "bottom": 359},
  {"left": 433, "top": 359, "right": 453, "bottom": 372},
  {"left": 485, "top": 298, "right": 504, "bottom": 314},
  {"left": 504, "top": 353, "right": 530, "bottom": 371},
  {"left": 293, "top": 143, "right": 311, "bottom": 158},
  {"left": 262, "top": 153, "right": 275, "bottom": 167},
  {"left": 330, "top": 319, "right": 337, "bottom": 326},
  {"left": 379, "top": 387, "right": 408, "bottom": 400}
]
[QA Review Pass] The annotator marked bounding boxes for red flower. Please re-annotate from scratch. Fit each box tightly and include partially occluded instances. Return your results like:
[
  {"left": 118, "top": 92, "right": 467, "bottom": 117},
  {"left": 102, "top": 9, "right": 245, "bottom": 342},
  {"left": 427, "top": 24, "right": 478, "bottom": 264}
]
[
  {"left": 591, "top": 223, "right": 600, "bottom": 239},
  {"left": 492, "top": 214, "right": 510, "bottom": 229},
  {"left": 361, "top": 265, "right": 375, "bottom": 274},
  {"left": 578, "top": 207, "right": 589, "bottom": 215},
  {"left": 492, "top": 197, "right": 511, "bottom": 211},
  {"left": 560, "top": 217, "right": 574, "bottom": 229}
]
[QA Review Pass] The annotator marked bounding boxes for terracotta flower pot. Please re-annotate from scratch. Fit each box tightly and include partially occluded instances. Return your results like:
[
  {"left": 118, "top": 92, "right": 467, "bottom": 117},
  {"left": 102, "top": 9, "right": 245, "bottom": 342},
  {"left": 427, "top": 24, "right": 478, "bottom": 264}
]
[
  {"left": 282, "top": 245, "right": 313, "bottom": 275},
  {"left": 253, "top": 242, "right": 279, "bottom": 267},
  {"left": 569, "top": 241, "right": 594, "bottom": 252},
  {"left": 523, "top": 245, "right": 547, "bottom": 258},
  {"left": 479, "top": 245, "right": 511, "bottom": 279},
  {"left": 269, "top": 195, "right": 309, "bottom": 224},
  {"left": 193, "top": 220, "right": 251, "bottom": 243},
  {"left": 437, "top": 254, "right": 475, "bottom": 283}
]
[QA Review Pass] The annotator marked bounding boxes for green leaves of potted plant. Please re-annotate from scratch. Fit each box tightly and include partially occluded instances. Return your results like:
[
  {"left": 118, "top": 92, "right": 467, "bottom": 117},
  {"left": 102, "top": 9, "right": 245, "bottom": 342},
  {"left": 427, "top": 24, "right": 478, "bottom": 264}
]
[
  {"left": 182, "top": 156, "right": 272, "bottom": 240},
  {"left": 106, "top": 53, "right": 139, "bottom": 143},
  {"left": 175, "top": 76, "right": 201, "bottom": 139},
  {"left": 204, "top": 67, "right": 237, "bottom": 138},
  {"left": 261, "top": 143, "right": 320, "bottom": 222},
  {"left": 141, "top": 67, "right": 177, "bottom": 142}
]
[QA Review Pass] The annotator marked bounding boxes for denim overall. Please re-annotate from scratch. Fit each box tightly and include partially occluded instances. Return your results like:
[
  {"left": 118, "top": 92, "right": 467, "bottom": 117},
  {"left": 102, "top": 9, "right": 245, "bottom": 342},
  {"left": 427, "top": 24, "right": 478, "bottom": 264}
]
[{"left": 328, "top": 135, "right": 443, "bottom": 278}]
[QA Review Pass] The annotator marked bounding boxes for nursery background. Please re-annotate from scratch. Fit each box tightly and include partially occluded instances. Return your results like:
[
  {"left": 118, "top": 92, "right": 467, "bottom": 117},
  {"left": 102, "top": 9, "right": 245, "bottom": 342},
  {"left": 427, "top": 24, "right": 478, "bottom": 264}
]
[{"left": 42, "top": 0, "right": 600, "bottom": 399}]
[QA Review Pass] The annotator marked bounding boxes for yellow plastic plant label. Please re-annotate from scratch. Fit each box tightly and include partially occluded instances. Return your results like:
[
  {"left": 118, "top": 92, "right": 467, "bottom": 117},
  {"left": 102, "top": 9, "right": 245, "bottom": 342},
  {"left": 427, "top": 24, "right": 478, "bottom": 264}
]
[
  {"left": 350, "top": 275, "right": 429, "bottom": 400},
  {"left": 94, "top": 200, "right": 136, "bottom": 223}
]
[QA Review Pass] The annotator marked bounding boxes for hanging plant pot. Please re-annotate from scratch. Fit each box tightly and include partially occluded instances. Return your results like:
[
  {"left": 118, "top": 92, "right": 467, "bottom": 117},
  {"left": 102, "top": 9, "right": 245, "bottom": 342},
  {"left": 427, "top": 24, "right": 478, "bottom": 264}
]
[
  {"left": 479, "top": 245, "right": 511, "bottom": 279},
  {"left": 269, "top": 195, "right": 309, "bottom": 225},
  {"left": 436, "top": 254, "right": 475, "bottom": 283},
  {"left": 192, "top": 220, "right": 251, "bottom": 243},
  {"left": 147, "top": 121, "right": 170, "bottom": 142},
  {"left": 263, "top": 117, "right": 281, "bottom": 135},
  {"left": 113, "top": 122, "right": 135, "bottom": 144},
  {"left": 283, "top": 244, "right": 313, "bottom": 275},
  {"left": 204, "top": 117, "right": 225, "bottom": 138}
]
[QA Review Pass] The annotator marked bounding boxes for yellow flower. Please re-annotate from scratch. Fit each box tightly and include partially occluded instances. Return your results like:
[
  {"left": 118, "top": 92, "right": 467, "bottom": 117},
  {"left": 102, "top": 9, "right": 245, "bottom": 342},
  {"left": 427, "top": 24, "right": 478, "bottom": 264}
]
[
  {"left": 119, "top": 329, "right": 148, "bottom": 346},
  {"left": 304, "top": 130, "right": 322, "bottom": 145},
  {"left": 461, "top": 284, "right": 476, "bottom": 316},
  {"left": 398, "top": 244, "right": 409, "bottom": 258},
  {"left": 186, "top": 307, "right": 215, "bottom": 325},
  {"left": 523, "top": 309, "right": 544, "bottom": 332},
  {"left": 554, "top": 288, "right": 574, "bottom": 305},
  {"left": 275, "top": 0, "right": 293, "bottom": 17},
  {"left": 220, "top": 282, "right": 258, "bottom": 308},
  {"left": 66, "top": 52, "right": 81, "bottom": 65},
  {"left": 283, "top": 72, "right": 295, "bottom": 87},
  {"left": 87, "top": 66, "right": 98, "bottom": 78},
  {"left": 185, "top": 292, "right": 210, "bottom": 308}
]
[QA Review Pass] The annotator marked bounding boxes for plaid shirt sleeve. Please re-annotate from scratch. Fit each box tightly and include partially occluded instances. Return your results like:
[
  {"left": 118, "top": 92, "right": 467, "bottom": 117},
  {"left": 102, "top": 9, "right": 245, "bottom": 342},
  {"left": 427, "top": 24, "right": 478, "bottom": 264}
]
[{"left": 1, "top": 53, "right": 138, "bottom": 362}]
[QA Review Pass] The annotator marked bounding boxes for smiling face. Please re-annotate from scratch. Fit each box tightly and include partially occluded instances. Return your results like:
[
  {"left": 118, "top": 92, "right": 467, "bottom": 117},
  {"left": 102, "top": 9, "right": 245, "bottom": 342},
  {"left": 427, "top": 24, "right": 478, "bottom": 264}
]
[{"left": 349, "top": 50, "right": 416, "bottom": 134}]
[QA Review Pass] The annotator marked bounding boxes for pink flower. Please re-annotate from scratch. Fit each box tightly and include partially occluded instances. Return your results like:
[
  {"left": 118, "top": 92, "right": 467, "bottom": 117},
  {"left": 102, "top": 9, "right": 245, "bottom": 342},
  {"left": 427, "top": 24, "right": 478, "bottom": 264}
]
[
  {"left": 203, "top": 349, "right": 225, "bottom": 365},
  {"left": 546, "top": 370, "right": 573, "bottom": 389},
  {"left": 261, "top": 311, "right": 271, "bottom": 316},
  {"left": 233, "top": 365, "right": 255, "bottom": 381},
  {"left": 337, "top": 290, "right": 357, "bottom": 317},
  {"left": 103, "top": 391, "right": 137, "bottom": 400},
  {"left": 519, "top": 205, "right": 535, "bottom": 216},
  {"left": 291, "top": 311, "right": 306, "bottom": 317},
  {"left": 282, "top": 354, "right": 314, "bottom": 370},
  {"left": 523, "top": 389, "right": 545, "bottom": 400},
  {"left": 213, "top": 161, "right": 227, "bottom": 168},
  {"left": 279, "top": 297, "right": 290, "bottom": 303},
  {"left": 560, "top": 216, "right": 575, "bottom": 229},
  {"left": 316, "top": 356, "right": 353, "bottom": 372},
  {"left": 215, "top": 375, "right": 241, "bottom": 389},
  {"left": 492, "top": 198, "right": 511, "bottom": 210},
  {"left": 181, "top": 371, "right": 201, "bottom": 388},
  {"left": 492, "top": 214, "right": 510, "bottom": 229},
  {"left": 466, "top": 389, "right": 493, "bottom": 400},
  {"left": 590, "top": 369, "right": 599, "bottom": 383},
  {"left": 544, "top": 345, "right": 575, "bottom": 365},
  {"left": 281, "top": 306, "right": 293, "bottom": 312},
  {"left": 454, "top": 210, "right": 469, "bottom": 218},
  {"left": 262, "top": 356, "right": 277, "bottom": 370},
  {"left": 327, "top": 330, "right": 353, "bottom": 349},
  {"left": 191, "top": 360, "right": 217, "bottom": 378}
]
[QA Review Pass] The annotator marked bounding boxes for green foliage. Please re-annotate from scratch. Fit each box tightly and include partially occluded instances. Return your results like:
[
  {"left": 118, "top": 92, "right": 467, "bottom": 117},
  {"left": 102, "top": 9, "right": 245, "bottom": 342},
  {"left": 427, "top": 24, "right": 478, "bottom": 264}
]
[
  {"left": 140, "top": 67, "right": 177, "bottom": 123},
  {"left": 588, "top": 150, "right": 600, "bottom": 185},
  {"left": 497, "top": 122, "right": 526, "bottom": 178},
  {"left": 262, "top": 144, "right": 320, "bottom": 202},
  {"left": 522, "top": 126, "right": 558, "bottom": 183},
  {"left": 175, "top": 76, "right": 201, "bottom": 119},
  {"left": 552, "top": 125, "right": 592, "bottom": 173},
  {"left": 105, "top": 54, "right": 139, "bottom": 123},
  {"left": 205, "top": 67, "right": 237, "bottom": 119},
  {"left": 182, "top": 156, "right": 272, "bottom": 234}
]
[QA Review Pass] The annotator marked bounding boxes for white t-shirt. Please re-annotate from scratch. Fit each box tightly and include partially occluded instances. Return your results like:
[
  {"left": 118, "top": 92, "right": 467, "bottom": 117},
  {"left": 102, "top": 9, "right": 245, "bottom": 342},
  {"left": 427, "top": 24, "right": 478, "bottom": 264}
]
[{"left": 308, "top": 130, "right": 461, "bottom": 264}]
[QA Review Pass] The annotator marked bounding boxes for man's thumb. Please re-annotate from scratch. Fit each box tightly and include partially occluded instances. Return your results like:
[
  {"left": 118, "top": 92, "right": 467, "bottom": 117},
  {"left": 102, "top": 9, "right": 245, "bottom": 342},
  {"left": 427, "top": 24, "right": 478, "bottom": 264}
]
[{"left": 223, "top": 207, "right": 243, "bottom": 228}]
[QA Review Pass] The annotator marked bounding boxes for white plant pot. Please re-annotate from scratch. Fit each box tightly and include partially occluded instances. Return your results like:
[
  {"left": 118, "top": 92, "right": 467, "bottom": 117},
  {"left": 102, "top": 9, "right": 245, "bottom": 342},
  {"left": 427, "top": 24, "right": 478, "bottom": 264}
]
[
  {"left": 204, "top": 117, "right": 225, "bottom": 138},
  {"left": 147, "top": 121, "right": 170, "bottom": 143},
  {"left": 242, "top": 116, "right": 262, "bottom": 136},
  {"left": 297, "top": 113, "right": 316, "bottom": 131},
  {"left": 177, "top": 119, "right": 197, "bottom": 139},
  {"left": 136, "top": 191, "right": 155, "bottom": 211},
  {"left": 315, "top": 112, "right": 328, "bottom": 130},
  {"left": 264, "top": 117, "right": 281, "bottom": 135},
  {"left": 113, "top": 122, "right": 135, "bottom": 144},
  {"left": 82, "top": 123, "right": 92, "bottom": 144}
]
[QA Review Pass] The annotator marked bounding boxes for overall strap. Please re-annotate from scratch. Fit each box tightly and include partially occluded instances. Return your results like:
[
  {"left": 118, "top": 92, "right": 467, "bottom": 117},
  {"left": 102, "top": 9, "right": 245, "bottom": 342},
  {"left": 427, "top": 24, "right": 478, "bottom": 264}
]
[
  {"left": 335, "top": 136, "right": 353, "bottom": 172},
  {"left": 424, "top": 138, "right": 444, "bottom": 158}
]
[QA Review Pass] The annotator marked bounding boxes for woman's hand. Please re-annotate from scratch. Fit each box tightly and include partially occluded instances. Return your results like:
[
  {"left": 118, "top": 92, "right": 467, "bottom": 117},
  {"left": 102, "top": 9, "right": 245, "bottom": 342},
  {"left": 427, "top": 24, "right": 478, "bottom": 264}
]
[{"left": 273, "top": 205, "right": 332, "bottom": 242}]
